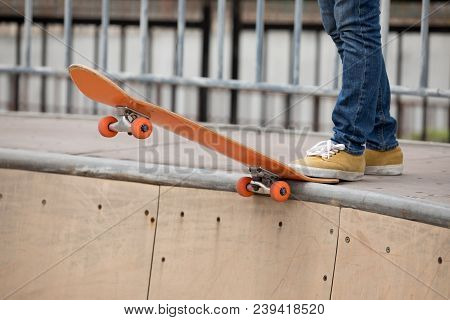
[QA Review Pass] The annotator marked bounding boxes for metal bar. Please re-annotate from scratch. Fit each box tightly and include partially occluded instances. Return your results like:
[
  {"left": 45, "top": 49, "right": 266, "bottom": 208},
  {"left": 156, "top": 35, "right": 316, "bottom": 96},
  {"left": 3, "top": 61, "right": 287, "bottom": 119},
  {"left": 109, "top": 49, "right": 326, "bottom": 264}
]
[
  {"left": 198, "top": 2, "right": 211, "bottom": 122},
  {"left": 93, "top": 25, "right": 99, "bottom": 114},
  {"left": 292, "top": 0, "right": 303, "bottom": 85},
  {"left": 63, "top": 0, "right": 73, "bottom": 113},
  {"left": 119, "top": 26, "right": 126, "bottom": 72},
  {"left": 139, "top": 0, "right": 148, "bottom": 74},
  {"left": 100, "top": 0, "right": 110, "bottom": 70},
  {"left": 63, "top": 0, "right": 73, "bottom": 68},
  {"left": 380, "top": 0, "right": 390, "bottom": 58},
  {"left": 312, "top": 31, "right": 321, "bottom": 131},
  {"left": 255, "top": 0, "right": 265, "bottom": 82},
  {"left": 2, "top": 66, "right": 450, "bottom": 99},
  {"left": 230, "top": 0, "right": 240, "bottom": 124},
  {"left": 395, "top": 32, "right": 403, "bottom": 138},
  {"left": 176, "top": 0, "right": 186, "bottom": 77},
  {"left": 9, "top": 22, "right": 21, "bottom": 111},
  {"left": 40, "top": 23, "right": 47, "bottom": 113},
  {"left": 419, "top": 0, "right": 430, "bottom": 141},
  {"left": 1, "top": 147, "right": 449, "bottom": 228},
  {"left": 332, "top": 50, "right": 340, "bottom": 89},
  {"left": 23, "top": 0, "right": 32, "bottom": 67},
  {"left": 217, "top": 0, "right": 226, "bottom": 79},
  {"left": 419, "top": 0, "right": 430, "bottom": 89}
]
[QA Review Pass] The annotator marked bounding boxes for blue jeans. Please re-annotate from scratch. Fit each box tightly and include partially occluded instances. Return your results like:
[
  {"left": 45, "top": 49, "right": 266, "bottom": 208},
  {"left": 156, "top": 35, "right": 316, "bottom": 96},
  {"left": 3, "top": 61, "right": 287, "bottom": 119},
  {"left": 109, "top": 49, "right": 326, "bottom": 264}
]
[{"left": 318, "top": 0, "right": 398, "bottom": 155}]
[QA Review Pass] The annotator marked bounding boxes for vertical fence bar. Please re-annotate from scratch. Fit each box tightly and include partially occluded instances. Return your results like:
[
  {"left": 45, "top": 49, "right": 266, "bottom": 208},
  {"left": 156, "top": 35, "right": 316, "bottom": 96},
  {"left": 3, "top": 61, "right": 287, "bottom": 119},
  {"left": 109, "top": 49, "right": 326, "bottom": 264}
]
[
  {"left": 292, "top": 0, "right": 303, "bottom": 85},
  {"left": 9, "top": 22, "right": 21, "bottom": 111},
  {"left": 217, "top": 0, "right": 226, "bottom": 79},
  {"left": 100, "top": 0, "right": 110, "bottom": 71},
  {"left": 333, "top": 50, "right": 340, "bottom": 89},
  {"left": 312, "top": 31, "right": 321, "bottom": 132},
  {"left": 64, "top": 0, "right": 73, "bottom": 113},
  {"left": 395, "top": 32, "right": 403, "bottom": 138},
  {"left": 139, "top": 0, "right": 148, "bottom": 74},
  {"left": 255, "top": 0, "right": 265, "bottom": 82},
  {"left": 172, "top": 0, "right": 186, "bottom": 112},
  {"left": 176, "top": 0, "right": 186, "bottom": 77},
  {"left": 419, "top": 0, "right": 430, "bottom": 141},
  {"left": 92, "top": 25, "right": 99, "bottom": 113},
  {"left": 23, "top": 0, "right": 32, "bottom": 68},
  {"left": 119, "top": 26, "right": 126, "bottom": 72},
  {"left": 380, "top": 0, "right": 390, "bottom": 58},
  {"left": 40, "top": 23, "right": 47, "bottom": 113},
  {"left": 199, "top": 3, "right": 211, "bottom": 122},
  {"left": 230, "top": 0, "right": 240, "bottom": 124}
]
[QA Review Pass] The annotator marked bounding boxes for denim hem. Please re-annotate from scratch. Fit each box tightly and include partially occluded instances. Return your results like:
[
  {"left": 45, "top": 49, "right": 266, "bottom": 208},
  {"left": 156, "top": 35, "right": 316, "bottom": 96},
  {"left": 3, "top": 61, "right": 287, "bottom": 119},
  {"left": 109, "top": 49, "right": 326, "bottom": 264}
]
[{"left": 366, "top": 142, "right": 399, "bottom": 152}]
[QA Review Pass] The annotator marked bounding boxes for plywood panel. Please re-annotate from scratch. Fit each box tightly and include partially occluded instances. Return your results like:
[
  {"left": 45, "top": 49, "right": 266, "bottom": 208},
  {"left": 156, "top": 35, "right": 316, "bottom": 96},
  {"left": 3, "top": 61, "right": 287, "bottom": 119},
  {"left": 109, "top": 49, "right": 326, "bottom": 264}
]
[
  {"left": 149, "top": 187, "right": 340, "bottom": 299},
  {"left": 332, "top": 208, "right": 449, "bottom": 299},
  {"left": 0, "top": 169, "right": 159, "bottom": 299}
]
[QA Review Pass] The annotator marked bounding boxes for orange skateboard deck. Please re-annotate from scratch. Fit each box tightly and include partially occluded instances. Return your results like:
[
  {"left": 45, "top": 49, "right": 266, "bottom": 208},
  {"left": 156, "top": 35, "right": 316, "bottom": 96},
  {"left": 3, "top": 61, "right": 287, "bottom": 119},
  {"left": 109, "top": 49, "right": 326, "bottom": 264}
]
[{"left": 68, "top": 64, "right": 338, "bottom": 202}]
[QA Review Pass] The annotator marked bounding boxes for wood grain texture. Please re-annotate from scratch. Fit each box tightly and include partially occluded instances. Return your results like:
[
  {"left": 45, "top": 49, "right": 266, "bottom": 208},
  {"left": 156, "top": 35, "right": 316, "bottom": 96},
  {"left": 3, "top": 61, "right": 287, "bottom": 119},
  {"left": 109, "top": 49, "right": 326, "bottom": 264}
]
[
  {"left": 332, "top": 208, "right": 449, "bottom": 299},
  {"left": 148, "top": 186, "right": 339, "bottom": 299},
  {"left": 0, "top": 169, "right": 158, "bottom": 299}
]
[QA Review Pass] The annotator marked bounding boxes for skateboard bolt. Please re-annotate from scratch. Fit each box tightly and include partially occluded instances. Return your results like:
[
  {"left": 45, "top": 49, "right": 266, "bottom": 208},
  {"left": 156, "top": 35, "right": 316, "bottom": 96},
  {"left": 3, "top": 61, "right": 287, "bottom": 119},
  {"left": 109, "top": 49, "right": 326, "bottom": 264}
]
[
  {"left": 98, "top": 204, "right": 102, "bottom": 210},
  {"left": 280, "top": 188, "right": 287, "bottom": 196},
  {"left": 278, "top": 221, "right": 283, "bottom": 227},
  {"left": 150, "top": 217, "right": 155, "bottom": 223},
  {"left": 438, "top": 257, "right": 442, "bottom": 264},
  {"left": 161, "top": 257, "right": 166, "bottom": 262},
  {"left": 141, "top": 124, "right": 149, "bottom": 132},
  {"left": 180, "top": 211, "right": 185, "bottom": 217},
  {"left": 386, "top": 246, "right": 390, "bottom": 253},
  {"left": 345, "top": 236, "right": 350, "bottom": 243},
  {"left": 323, "top": 275, "right": 328, "bottom": 281},
  {"left": 144, "top": 210, "right": 149, "bottom": 216},
  {"left": 41, "top": 199, "right": 46, "bottom": 206},
  {"left": 329, "top": 228, "right": 334, "bottom": 234},
  {"left": 216, "top": 217, "right": 221, "bottom": 222}
]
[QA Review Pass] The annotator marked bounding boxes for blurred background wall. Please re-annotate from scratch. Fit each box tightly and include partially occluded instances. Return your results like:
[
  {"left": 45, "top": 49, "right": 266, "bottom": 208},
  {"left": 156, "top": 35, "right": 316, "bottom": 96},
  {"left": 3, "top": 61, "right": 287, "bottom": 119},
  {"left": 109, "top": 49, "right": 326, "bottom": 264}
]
[{"left": 0, "top": 0, "right": 449, "bottom": 142}]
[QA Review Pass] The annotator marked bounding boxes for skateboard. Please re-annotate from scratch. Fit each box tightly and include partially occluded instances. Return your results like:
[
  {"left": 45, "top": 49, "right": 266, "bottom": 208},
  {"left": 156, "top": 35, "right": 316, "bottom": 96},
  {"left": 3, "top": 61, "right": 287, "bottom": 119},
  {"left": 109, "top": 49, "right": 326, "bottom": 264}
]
[{"left": 68, "top": 64, "right": 338, "bottom": 202}]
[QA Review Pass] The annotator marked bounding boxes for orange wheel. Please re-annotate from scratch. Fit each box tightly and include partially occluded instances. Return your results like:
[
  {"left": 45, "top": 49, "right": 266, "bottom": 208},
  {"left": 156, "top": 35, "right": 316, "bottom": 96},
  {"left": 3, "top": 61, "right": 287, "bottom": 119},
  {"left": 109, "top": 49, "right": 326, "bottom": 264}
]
[
  {"left": 131, "top": 118, "right": 153, "bottom": 139},
  {"left": 98, "top": 116, "right": 118, "bottom": 138},
  {"left": 236, "top": 177, "right": 253, "bottom": 197},
  {"left": 270, "top": 181, "right": 291, "bottom": 202}
]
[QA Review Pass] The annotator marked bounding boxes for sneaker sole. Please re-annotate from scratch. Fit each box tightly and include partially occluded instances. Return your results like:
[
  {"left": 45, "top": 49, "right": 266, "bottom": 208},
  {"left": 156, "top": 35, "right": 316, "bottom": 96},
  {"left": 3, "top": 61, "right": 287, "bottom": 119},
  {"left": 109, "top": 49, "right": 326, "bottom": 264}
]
[
  {"left": 289, "top": 164, "right": 364, "bottom": 181},
  {"left": 365, "top": 164, "right": 403, "bottom": 176}
]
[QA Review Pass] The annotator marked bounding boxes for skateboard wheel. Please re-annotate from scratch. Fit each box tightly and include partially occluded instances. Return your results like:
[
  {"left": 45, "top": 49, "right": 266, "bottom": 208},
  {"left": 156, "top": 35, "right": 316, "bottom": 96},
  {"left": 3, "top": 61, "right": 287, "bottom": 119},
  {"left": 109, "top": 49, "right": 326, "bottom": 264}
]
[
  {"left": 236, "top": 177, "right": 253, "bottom": 197},
  {"left": 98, "top": 116, "right": 118, "bottom": 138},
  {"left": 131, "top": 118, "right": 153, "bottom": 139},
  {"left": 270, "top": 181, "right": 291, "bottom": 202}
]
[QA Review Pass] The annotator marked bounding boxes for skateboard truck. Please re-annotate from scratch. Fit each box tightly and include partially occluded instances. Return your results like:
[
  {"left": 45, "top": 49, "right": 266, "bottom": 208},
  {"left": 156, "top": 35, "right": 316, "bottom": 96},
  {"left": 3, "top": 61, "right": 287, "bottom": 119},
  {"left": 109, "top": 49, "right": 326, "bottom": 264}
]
[
  {"left": 97, "top": 107, "right": 153, "bottom": 139},
  {"left": 236, "top": 167, "right": 291, "bottom": 202}
]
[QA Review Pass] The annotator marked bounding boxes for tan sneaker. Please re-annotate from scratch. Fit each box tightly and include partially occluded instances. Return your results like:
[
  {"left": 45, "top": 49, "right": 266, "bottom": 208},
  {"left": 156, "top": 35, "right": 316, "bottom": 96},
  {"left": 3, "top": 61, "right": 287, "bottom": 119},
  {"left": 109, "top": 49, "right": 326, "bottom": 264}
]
[
  {"left": 289, "top": 140, "right": 365, "bottom": 181},
  {"left": 365, "top": 146, "right": 403, "bottom": 175}
]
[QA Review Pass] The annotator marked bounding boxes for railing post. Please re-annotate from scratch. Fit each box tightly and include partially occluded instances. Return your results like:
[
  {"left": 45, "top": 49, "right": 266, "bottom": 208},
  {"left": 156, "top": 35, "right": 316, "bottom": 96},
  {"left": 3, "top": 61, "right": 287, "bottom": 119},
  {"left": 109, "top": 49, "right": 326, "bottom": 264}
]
[
  {"left": 419, "top": 0, "right": 430, "bottom": 141},
  {"left": 100, "top": 0, "right": 110, "bottom": 71},
  {"left": 255, "top": 0, "right": 265, "bottom": 83},
  {"left": 198, "top": 2, "right": 211, "bottom": 122},
  {"left": 230, "top": 0, "right": 241, "bottom": 124},
  {"left": 380, "top": 0, "right": 390, "bottom": 58},
  {"left": 64, "top": 0, "right": 73, "bottom": 113},
  {"left": 139, "top": 0, "right": 148, "bottom": 74},
  {"left": 216, "top": 0, "right": 226, "bottom": 80}
]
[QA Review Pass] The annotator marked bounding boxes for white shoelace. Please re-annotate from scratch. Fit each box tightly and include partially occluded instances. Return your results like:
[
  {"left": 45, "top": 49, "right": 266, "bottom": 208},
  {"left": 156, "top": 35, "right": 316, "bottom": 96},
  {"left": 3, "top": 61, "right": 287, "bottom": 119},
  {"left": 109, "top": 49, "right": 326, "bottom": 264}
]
[{"left": 306, "top": 140, "right": 346, "bottom": 159}]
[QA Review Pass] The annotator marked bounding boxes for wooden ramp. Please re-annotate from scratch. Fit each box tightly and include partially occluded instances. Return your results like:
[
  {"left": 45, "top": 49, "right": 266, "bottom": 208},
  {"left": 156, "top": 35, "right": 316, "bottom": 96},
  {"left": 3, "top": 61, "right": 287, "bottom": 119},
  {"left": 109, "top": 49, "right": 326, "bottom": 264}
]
[{"left": 0, "top": 169, "right": 448, "bottom": 299}]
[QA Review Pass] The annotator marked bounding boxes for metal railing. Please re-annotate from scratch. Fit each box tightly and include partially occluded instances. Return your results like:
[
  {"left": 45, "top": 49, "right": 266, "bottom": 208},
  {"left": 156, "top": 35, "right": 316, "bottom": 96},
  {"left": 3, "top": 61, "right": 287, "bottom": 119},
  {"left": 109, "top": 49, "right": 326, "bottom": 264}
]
[{"left": 0, "top": 0, "right": 449, "bottom": 140}]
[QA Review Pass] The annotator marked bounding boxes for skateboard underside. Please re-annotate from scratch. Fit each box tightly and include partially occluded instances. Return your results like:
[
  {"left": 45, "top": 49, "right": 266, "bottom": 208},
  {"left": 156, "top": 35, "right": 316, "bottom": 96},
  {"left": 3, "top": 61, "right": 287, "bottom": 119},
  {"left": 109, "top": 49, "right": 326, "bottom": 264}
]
[{"left": 68, "top": 64, "right": 339, "bottom": 202}]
